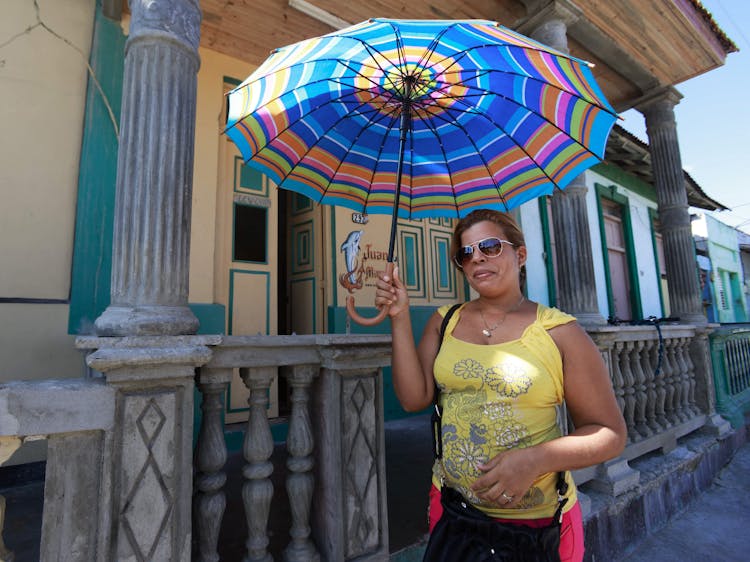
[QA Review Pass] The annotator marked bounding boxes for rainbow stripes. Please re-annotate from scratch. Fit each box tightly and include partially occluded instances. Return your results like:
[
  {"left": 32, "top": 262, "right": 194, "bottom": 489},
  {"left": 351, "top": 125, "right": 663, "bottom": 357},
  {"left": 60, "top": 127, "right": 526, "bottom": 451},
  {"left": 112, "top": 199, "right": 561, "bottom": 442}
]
[{"left": 225, "top": 18, "right": 617, "bottom": 218}]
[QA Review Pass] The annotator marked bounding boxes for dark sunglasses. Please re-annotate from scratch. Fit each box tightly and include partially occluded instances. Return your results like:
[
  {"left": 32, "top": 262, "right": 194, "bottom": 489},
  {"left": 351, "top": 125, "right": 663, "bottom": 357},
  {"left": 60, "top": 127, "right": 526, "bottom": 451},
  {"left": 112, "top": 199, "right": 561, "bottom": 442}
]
[{"left": 453, "top": 237, "right": 513, "bottom": 268}]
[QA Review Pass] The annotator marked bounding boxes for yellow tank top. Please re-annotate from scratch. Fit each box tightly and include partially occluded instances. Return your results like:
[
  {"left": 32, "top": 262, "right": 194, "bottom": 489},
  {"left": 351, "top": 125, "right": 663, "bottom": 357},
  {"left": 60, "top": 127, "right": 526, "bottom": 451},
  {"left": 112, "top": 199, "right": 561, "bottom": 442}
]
[{"left": 431, "top": 302, "right": 579, "bottom": 519}]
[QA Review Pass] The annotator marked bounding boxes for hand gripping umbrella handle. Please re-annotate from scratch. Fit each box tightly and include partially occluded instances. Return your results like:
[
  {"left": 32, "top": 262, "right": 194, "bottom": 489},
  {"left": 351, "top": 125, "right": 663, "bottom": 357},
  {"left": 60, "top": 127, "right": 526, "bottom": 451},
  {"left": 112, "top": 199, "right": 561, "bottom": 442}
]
[{"left": 345, "top": 262, "right": 394, "bottom": 326}]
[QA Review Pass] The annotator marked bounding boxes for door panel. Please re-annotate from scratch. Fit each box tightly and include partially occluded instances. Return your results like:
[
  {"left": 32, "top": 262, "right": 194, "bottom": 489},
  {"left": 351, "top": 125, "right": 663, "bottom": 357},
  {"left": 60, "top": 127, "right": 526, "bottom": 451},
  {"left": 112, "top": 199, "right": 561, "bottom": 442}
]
[
  {"left": 217, "top": 84, "right": 279, "bottom": 420},
  {"left": 601, "top": 199, "right": 632, "bottom": 321}
]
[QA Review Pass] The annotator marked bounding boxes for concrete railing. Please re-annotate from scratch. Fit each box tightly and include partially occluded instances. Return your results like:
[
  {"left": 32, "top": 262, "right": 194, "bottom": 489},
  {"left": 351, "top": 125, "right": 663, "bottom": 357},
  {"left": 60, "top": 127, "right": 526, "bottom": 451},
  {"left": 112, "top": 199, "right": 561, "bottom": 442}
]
[
  {"left": 0, "top": 325, "right": 727, "bottom": 560},
  {"left": 193, "top": 334, "right": 392, "bottom": 562},
  {"left": 709, "top": 324, "right": 750, "bottom": 428},
  {"left": 0, "top": 378, "right": 116, "bottom": 560},
  {"left": 577, "top": 323, "right": 714, "bottom": 494}
]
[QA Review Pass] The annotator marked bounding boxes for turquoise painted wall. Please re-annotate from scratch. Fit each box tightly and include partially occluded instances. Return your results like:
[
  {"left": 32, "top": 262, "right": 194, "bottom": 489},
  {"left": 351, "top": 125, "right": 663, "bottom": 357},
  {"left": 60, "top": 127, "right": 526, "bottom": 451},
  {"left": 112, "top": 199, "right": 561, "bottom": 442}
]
[
  {"left": 328, "top": 304, "right": 440, "bottom": 420},
  {"left": 68, "top": 5, "right": 124, "bottom": 333},
  {"left": 705, "top": 215, "right": 747, "bottom": 322}
]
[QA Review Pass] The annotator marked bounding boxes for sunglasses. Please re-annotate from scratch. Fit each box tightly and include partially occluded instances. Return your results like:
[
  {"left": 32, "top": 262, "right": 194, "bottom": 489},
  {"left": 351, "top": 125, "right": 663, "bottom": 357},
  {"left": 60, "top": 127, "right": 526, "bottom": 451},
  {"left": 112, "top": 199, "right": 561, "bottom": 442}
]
[{"left": 453, "top": 237, "right": 513, "bottom": 268}]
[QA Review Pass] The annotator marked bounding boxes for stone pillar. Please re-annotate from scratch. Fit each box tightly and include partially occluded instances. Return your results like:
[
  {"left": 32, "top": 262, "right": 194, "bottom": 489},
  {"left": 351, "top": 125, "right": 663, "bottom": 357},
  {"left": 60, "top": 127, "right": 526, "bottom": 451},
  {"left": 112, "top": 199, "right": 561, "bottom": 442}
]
[
  {"left": 95, "top": 0, "right": 202, "bottom": 336},
  {"left": 85, "top": 339, "right": 213, "bottom": 561},
  {"left": 312, "top": 342, "right": 391, "bottom": 561},
  {"left": 550, "top": 177, "right": 606, "bottom": 324},
  {"left": 690, "top": 327, "right": 731, "bottom": 436},
  {"left": 639, "top": 89, "right": 705, "bottom": 324},
  {"left": 519, "top": 2, "right": 605, "bottom": 325}
]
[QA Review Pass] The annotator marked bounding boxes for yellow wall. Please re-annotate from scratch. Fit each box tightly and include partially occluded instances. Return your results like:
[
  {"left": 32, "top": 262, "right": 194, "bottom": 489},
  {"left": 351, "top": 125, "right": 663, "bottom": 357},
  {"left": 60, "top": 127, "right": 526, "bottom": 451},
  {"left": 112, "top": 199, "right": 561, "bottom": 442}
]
[
  {"left": 190, "top": 47, "right": 255, "bottom": 304},
  {"left": 0, "top": 0, "right": 95, "bottom": 386}
]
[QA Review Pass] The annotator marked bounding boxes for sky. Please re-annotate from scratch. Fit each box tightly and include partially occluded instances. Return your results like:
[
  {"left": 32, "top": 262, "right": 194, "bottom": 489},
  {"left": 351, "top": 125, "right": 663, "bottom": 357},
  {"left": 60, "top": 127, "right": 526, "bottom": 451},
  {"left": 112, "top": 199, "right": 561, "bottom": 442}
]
[{"left": 618, "top": 0, "right": 750, "bottom": 234}]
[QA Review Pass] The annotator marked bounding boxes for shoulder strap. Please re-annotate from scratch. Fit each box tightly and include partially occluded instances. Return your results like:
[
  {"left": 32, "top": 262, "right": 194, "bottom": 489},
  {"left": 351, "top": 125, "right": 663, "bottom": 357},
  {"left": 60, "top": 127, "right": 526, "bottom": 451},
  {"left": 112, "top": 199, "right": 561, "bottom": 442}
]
[
  {"left": 432, "top": 303, "right": 461, "bottom": 459},
  {"left": 438, "top": 303, "right": 462, "bottom": 350}
]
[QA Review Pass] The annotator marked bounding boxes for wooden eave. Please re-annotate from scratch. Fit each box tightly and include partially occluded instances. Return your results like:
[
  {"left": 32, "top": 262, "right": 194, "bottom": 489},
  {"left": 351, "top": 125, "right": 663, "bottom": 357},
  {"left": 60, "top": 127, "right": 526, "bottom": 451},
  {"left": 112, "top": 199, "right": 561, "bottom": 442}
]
[
  {"left": 189, "top": 0, "right": 737, "bottom": 114},
  {"left": 605, "top": 125, "right": 728, "bottom": 211}
]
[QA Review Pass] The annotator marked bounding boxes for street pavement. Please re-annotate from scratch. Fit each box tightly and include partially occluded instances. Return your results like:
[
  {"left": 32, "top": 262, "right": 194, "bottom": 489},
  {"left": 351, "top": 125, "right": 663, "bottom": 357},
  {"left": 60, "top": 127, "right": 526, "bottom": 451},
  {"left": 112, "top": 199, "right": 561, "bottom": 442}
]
[{"left": 618, "top": 437, "right": 750, "bottom": 562}]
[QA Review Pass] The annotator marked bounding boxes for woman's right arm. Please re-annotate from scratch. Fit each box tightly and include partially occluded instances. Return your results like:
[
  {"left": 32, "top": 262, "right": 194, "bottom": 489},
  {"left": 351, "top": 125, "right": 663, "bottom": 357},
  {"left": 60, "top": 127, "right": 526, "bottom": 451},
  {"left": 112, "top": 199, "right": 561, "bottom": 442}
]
[{"left": 375, "top": 267, "right": 442, "bottom": 412}]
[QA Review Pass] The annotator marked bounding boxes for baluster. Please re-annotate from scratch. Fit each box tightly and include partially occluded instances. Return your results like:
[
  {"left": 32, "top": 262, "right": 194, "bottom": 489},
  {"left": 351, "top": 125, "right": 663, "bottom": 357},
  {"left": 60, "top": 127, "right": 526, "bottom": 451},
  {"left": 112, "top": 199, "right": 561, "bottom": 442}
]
[
  {"left": 681, "top": 337, "right": 701, "bottom": 416},
  {"left": 725, "top": 340, "right": 736, "bottom": 394},
  {"left": 620, "top": 341, "right": 639, "bottom": 442},
  {"left": 640, "top": 338, "right": 660, "bottom": 433},
  {"left": 241, "top": 367, "right": 276, "bottom": 562},
  {"left": 675, "top": 338, "right": 694, "bottom": 419},
  {"left": 672, "top": 338, "right": 690, "bottom": 422},
  {"left": 652, "top": 333, "right": 670, "bottom": 430},
  {"left": 738, "top": 339, "right": 747, "bottom": 392},
  {"left": 610, "top": 341, "right": 629, "bottom": 443},
  {"left": 664, "top": 338, "right": 681, "bottom": 425},
  {"left": 737, "top": 338, "right": 750, "bottom": 392},
  {"left": 0, "top": 494, "right": 13, "bottom": 562},
  {"left": 631, "top": 341, "right": 652, "bottom": 438},
  {"left": 742, "top": 338, "right": 750, "bottom": 391},
  {"left": 194, "top": 368, "right": 232, "bottom": 562},
  {"left": 732, "top": 340, "right": 739, "bottom": 393},
  {"left": 1, "top": 436, "right": 22, "bottom": 562},
  {"left": 738, "top": 339, "right": 748, "bottom": 392},
  {"left": 283, "top": 365, "right": 320, "bottom": 562}
]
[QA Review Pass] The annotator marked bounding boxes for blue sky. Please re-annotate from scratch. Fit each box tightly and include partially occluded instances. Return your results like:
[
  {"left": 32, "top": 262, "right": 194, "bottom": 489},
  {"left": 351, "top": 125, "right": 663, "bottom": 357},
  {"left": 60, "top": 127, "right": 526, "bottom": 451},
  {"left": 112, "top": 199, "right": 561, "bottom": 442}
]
[{"left": 619, "top": 0, "right": 750, "bottom": 233}]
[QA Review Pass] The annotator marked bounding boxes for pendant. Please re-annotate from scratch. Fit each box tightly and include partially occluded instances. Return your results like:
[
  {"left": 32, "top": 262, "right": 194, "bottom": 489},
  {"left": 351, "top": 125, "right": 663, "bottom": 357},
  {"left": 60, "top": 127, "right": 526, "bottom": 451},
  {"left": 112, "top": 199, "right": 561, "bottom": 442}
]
[{"left": 482, "top": 329, "right": 492, "bottom": 338}]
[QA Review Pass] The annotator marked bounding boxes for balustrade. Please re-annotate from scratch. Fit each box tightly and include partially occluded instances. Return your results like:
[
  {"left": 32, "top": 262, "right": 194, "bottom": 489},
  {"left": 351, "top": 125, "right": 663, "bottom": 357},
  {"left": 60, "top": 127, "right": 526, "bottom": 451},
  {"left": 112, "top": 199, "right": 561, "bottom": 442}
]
[
  {"left": 193, "top": 334, "right": 391, "bottom": 562},
  {"left": 0, "top": 323, "right": 731, "bottom": 560},
  {"left": 577, "top": 324, "right": 707, "bottom": 492},
  {"left": 709, "top": 325, "right": 750, "bottom": 427}
]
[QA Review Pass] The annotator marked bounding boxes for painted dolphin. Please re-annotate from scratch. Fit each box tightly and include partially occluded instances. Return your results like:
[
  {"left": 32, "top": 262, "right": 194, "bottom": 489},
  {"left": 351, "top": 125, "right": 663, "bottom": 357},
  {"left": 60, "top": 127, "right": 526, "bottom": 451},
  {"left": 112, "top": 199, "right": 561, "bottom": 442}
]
[{"left": 341, "top": 230, "right": 363, "bottom": 284}]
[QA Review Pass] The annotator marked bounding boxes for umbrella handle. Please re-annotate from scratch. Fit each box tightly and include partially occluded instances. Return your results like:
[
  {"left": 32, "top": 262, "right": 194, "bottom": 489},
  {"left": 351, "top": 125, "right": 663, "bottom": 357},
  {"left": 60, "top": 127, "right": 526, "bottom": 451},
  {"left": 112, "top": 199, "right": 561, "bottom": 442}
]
[{"left": 345, "top": 262, "right": 394, "bottom": 326}]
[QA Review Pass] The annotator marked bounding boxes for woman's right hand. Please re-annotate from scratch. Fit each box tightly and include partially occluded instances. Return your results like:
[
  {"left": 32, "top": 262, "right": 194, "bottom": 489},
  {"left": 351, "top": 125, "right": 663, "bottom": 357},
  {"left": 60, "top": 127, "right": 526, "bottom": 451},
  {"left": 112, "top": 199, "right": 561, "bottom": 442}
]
[{"left": 375, "top": 266, "right": 410, "bottom": 318}]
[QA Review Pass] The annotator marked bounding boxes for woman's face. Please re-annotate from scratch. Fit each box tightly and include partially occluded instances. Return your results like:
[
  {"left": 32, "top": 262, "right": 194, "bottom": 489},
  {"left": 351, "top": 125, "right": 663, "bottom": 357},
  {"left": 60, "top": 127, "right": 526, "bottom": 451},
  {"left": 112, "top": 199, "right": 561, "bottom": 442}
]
[{"left": 458, "top": 220, "right": 526, "bottom": 296}]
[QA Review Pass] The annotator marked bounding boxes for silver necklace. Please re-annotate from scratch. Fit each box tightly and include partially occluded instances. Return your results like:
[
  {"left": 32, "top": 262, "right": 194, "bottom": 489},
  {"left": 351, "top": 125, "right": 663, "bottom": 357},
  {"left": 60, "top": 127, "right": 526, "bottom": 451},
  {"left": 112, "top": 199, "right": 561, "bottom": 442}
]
[{"left": 479, "top": 296, "right": 525, "bottom": 338}]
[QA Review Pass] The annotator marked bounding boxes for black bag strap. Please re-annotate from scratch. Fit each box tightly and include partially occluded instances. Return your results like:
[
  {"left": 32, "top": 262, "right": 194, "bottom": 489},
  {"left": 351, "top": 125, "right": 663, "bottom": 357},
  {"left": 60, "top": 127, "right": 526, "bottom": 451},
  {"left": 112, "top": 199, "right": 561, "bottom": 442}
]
[
  {"left": 432, "top": 302, "right": 569, "bottom": 520},
  {"left": 431, "top": 303, "right": 462, "bottom": 460}
]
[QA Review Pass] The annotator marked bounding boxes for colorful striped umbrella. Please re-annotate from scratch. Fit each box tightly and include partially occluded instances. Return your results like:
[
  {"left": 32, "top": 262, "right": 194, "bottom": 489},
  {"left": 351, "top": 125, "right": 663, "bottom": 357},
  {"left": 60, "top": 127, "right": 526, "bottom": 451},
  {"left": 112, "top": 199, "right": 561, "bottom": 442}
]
[{"left": 225, "top": 18, "right": 617, "bottom": 324}]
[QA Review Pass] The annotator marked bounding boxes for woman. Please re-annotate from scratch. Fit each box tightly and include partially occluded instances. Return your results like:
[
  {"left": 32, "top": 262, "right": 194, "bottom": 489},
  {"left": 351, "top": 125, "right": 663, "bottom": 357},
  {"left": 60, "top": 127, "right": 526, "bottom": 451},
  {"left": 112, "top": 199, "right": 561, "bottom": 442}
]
[{"left": 375, "top": 209, "right": 626, "bottom": 561}]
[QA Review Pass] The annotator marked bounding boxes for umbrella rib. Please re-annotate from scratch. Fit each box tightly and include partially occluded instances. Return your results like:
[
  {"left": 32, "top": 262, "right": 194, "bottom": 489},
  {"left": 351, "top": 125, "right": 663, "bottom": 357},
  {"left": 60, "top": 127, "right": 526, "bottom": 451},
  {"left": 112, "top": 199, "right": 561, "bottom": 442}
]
[
  {"left": 239, "top": 85, "right": 402, "bottom": 205},
  {"left": 411, "top": 111, "right": 462, "bottom": 218},
  {"left": 421, "top": 100, "right": 560, "bottom": 206},
  {"left": 412, "top": 71, "right": 607, "bottom": 163},
  {"left": 417, "top": 106, "right": 511, "bottom": 212},
  {"left": 362, "top": 106, "right": 404, "bottom": 215},
  {"left": 223, "top": 68, "right": 391, "bottom": 136},
  {"left": 303, "top": 102, "right": 401, "bottom": 206}
]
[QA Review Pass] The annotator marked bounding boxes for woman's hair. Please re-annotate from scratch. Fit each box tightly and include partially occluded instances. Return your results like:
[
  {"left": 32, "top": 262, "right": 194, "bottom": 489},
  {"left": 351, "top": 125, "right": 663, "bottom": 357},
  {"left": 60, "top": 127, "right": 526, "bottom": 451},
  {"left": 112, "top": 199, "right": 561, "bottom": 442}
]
[{"left": 450, "top": 209, "right": 526, "bottom": 285}]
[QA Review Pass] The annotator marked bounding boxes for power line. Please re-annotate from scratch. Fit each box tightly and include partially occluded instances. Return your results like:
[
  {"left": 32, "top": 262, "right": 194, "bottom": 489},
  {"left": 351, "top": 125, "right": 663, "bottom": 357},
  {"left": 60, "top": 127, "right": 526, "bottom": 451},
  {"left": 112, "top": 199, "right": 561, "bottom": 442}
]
[{"left": 711, "top": 0, "right": 750, "bottom": 51}]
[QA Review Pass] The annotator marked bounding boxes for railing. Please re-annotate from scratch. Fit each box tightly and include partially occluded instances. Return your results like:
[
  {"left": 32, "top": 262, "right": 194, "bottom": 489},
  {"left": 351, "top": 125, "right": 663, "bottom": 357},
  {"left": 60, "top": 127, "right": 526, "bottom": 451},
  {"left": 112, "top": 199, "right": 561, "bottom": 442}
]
[
  {"left": 709, "top": 324, "right": 750, "bottom": 427},
  {"left": 0, "top": 378, "right": 116, "bottom": 561},
  {"left": 0, "top": 324, "right": 718, "bottom": 561},
  {"left": 575, "top": 323, "right": 708, "bottom": 490},
  {"left": 193, "top": 335, "right": 392, "bottom": 562}
]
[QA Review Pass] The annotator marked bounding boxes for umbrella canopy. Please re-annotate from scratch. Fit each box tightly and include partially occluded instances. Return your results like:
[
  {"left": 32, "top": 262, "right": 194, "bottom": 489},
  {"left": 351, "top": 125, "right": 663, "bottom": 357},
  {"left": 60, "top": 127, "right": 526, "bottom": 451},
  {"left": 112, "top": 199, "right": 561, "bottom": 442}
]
[{"left": 225, "top": 18, "right": 617, "bottom": 324}]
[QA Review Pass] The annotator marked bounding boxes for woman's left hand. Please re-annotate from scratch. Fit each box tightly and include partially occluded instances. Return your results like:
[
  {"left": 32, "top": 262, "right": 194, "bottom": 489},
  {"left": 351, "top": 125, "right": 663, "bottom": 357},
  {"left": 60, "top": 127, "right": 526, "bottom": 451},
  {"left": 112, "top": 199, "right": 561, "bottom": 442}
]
[{"left": 470, "top": 447, "right": 539, "bottom": 508}]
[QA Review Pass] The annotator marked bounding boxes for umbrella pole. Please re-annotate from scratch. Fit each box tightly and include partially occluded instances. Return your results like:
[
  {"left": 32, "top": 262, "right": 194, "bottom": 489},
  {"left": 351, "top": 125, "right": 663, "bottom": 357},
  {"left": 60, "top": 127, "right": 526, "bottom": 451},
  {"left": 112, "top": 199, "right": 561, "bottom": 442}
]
[
  {"left": 346, "top": 97, "right": 411, "bottom": 326},
  {"left": 387, "top": 102, "right": 411, "bottom": 263}
]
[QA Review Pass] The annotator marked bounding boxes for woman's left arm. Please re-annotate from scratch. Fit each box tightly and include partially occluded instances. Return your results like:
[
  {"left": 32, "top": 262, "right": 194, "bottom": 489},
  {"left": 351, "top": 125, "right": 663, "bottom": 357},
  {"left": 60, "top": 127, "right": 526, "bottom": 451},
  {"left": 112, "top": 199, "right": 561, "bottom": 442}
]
[
  {"left": 544, "top": 320, "right": 628, "bottom": 468},
  {"left": 472, "top": 321, "right": 627, "bottom": 505}
]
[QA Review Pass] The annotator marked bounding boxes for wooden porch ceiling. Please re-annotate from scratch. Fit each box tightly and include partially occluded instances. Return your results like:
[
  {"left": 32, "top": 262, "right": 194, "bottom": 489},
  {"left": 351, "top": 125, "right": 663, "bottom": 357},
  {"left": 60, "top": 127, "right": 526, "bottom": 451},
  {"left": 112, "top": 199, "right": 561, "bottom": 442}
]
[{"left": 197, "top": 0, "right": 735, "bottom": 113}]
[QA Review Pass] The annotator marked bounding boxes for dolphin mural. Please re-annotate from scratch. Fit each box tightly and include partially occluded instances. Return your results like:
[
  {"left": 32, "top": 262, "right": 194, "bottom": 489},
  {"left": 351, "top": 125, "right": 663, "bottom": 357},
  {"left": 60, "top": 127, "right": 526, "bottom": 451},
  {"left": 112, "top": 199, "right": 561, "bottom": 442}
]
[{"left": 340, "top": 230, "right": 363, "bottom": 290}]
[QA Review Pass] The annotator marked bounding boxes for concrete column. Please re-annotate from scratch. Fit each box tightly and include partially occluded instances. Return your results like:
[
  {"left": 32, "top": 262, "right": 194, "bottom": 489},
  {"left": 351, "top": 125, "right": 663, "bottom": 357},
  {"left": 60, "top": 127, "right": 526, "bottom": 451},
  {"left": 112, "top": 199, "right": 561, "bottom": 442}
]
[
  {"left": 639, "top": 90, "right": 705, "bottom": 324},
  {"left": 312, "top": 342, "right": 391, "bottom": 561},
  {"left": 85, "top": 338, "right": 213, "bottom": 561},
  {"left": 95, "top": 0, "right": 202, "bottom": 336},
  {"left": 550, "top": 176, "right": 606, "bottom": 324},
  {"left": 520, "top": 2, "right": 605, "bottom": 325}
]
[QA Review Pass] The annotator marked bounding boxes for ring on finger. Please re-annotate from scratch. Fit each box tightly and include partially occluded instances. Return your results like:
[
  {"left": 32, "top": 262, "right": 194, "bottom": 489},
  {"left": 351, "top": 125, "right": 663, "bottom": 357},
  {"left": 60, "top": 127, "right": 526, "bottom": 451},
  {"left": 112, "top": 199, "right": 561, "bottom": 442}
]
[{"left": 501, "top": 492, "right": 514, "bottom": 503}]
